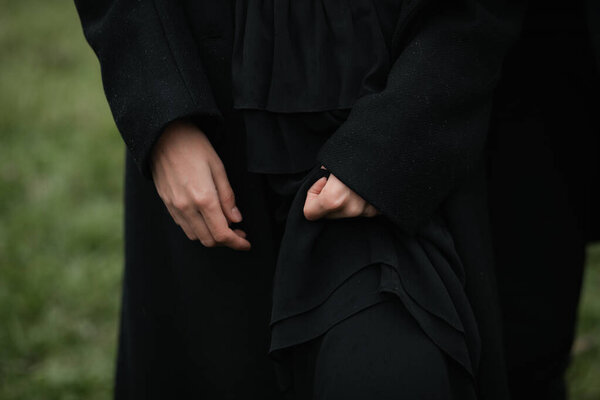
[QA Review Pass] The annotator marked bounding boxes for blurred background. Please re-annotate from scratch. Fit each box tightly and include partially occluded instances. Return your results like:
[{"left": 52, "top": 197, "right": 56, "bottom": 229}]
[{"left": 0, "top": 1, "right": 599, "bottom": 399}]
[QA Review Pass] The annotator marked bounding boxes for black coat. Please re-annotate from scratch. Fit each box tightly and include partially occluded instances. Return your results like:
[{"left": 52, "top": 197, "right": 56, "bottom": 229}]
[{"left": 74, "top": 0, "right": 526, "bottom": 398}]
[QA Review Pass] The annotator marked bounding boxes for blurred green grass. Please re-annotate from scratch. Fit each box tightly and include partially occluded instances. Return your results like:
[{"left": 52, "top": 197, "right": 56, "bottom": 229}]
[
  {"left": 0, "top": 1, "right": 123, "bottom": 399},
  {"left": 0, "top": 0, "right": 598, "bottom": 399}
]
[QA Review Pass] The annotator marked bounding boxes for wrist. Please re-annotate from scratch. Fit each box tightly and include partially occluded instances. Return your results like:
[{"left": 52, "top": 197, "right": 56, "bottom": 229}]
[{"left": 152, "top": 119, "right": 204, "bottom": 168}]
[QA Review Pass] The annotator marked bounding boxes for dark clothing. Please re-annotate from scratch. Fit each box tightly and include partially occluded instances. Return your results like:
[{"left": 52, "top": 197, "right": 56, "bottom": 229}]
[
  {"left": 74, "top": 0, "right": 527, "bottom": 398},
  {"left": 232, "top": 0, "right": 400, "bottom": 111},
  {"left": 265, "top": 166, "right": 480, "bottom": 384},
  {"left": 235, "top": 5, "right": 485, "bottom": 371},
  {"left": 284, "top": 299, "right": 475, "bottom": 400},
  {"left": 240, "top": 110, "right": 348, "bottom": 173},
  {"left": 488, "top": 0, "right": 600, "bottom": 398},
  {"left": 231, "top": 0, "right": 401, "bottom": 173},
  {"left": 258, "top": 167, "right": 477, "bottom": 398}
]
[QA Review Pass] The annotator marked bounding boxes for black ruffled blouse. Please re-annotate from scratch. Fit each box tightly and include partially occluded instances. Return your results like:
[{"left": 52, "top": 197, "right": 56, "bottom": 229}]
[
  {"left": 232, "top": 0, "right": 401, "bottom": 173},
  {"left": 231, "top": 0, "right": 480, "bottom": 389}
]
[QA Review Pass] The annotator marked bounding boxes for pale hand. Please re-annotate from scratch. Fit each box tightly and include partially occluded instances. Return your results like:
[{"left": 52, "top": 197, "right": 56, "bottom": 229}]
[
  {"left": 151, "top": 119, "right": 251, "bottom": 251},
  {"left": 303, "top": 166, "right": 380, "bottom": 220}
]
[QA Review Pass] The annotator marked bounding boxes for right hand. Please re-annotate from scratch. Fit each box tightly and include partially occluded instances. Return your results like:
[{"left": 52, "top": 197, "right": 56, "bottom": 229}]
[{"left": 150, "top": 119, "right": 251, "bottom": 251}]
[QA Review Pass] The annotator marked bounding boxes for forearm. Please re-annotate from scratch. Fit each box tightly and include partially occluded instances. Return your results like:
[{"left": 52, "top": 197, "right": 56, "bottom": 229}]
[
  {"left": 74, "top": 0, "right": 223, "bottom": 179},
  {"left": 317, "top": 0, "right": 527, "bottom": 234}
]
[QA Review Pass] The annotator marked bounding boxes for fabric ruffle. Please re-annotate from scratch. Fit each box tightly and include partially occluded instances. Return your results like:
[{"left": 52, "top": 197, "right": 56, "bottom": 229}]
[
  {"left": 232, "top": 0, "right": 400, "bottom": 112},
  {"left": 268, "top": 165, "right": 481, "bottom": 378}
]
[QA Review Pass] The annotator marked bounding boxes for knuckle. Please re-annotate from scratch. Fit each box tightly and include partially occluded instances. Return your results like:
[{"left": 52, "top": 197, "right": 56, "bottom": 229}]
[
  {"left": 172, "top": 198, "right": 190, "bottom": 211},
  {"left": 323, "top": 195, "right": 344, "bottom": 210},
  {"left": 220, "top": 190, "right": 235, "bottom": 204},
  {"left": 348, "top": 204, "right": 364, "bottom": 217},
  {"left": 194, "top": 192, "right": 217, "bottom": 208},
  {"left": 192, "top": 194, "right": 210, "bottom": 208},
  {"left": 211, "top": 156, "right": 225, "bottom": 169}
]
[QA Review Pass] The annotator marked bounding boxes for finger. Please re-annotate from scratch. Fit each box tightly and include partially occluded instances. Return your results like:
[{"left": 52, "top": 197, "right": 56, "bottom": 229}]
[
  {"left": 312, "top": 174, "right": 348, "bottom": 215},
  {"left": 303, "top": 177, "right": 329, "bottom": 220},
  {"left": 210, "top": 158, "right": 243, "bottom": 223},
  {"left": 199, "top": 194, "right": 251, "bottom": 250},
  {"left": 320, "top": 175, "right": 380, "bottom": 219},
  {"left": 212, "top": 228, "right": 248, "bottom": 247},
  {"left": 183, "top": 207, "right": 215, "bottom": 246},
  {"left": 322, "top": 174, "right": 350, "bottom": 199},
  {"left": 308, "top": 176, "right": 328, "bottom": 196},
  {"left": 362, "top": 203, "right": 380, "bottom": 218},
  {"left": 166, "top": 204, "right": 197, "bottom": 240},
  {"left": 321, "top": 198, "right": 365, "bottom": 219},
  {"left": 233, "top": 228, "right": 247, "bottom": 239}
]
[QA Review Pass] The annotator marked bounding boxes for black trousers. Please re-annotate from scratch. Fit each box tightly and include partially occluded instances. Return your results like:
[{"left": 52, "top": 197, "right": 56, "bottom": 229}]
[
  {"left": 281, "top": 299, "right": 473, "bottom": 400},
  {"left": 488, "top": 116, "right": 588, "bottom": 400},
  {"left": 115, "top": 167, "right": 472, "bottom": 400},
  {"left": 487, "top": 11, "right": 600, "bottom": 397}
]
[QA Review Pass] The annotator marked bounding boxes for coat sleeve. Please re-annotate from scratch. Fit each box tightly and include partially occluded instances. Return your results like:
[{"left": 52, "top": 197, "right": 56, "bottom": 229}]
[
  {"left": 316, "top": 0, "right": 527, "bottom": 234},
  {"left": 74, "top": 0, "right": 224, "bottom": 179}
]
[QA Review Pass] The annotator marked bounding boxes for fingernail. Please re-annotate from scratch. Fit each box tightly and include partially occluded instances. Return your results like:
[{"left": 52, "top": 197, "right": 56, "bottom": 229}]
[{"left": 232, "top": 206, "right": 243, "bottom": 222}]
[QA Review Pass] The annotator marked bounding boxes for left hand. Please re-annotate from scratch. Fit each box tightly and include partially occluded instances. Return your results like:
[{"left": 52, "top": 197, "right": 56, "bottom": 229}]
[{"left": 303, "top": 166, "right": 380, "bottom": 220}]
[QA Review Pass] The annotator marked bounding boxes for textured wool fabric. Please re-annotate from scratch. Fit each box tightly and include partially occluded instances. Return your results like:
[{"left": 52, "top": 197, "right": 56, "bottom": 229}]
[
  {"left": 74, "top": 0, "right": 225, "bottom": 179},
  {"left": 74, "top": 0, "right": 529, "bottom": 399},
  {"left": 314, "top": 0, "right": 527, "bottom": 235}
]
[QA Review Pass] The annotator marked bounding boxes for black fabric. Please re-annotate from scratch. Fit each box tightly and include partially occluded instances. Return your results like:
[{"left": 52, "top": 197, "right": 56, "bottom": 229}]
[
  {"left": 115, "top": 155, "right": 479, "bottom": 399},
  {"left": 231, "top": 0, "right": 400, "bottom": 111},
  {"left": 231, "top": 0, "right": 402, "bottom": 173},
  {"left": 265, "top": 165, "right": 480, "bottom": 379},
  {"left": 240, "top": 110, "right": 349, "bottom": 174},
  {"left": 315, "top": 0, "right": 527, "bottom": 235},
  {"left": 73, "top": 0, "right": 225, "bottom": 179},
  {"left": 74, "top": 0, "right": 529, "bottom": 399},
  {"left": 587, "top": 0, "right": 600, "bottom": 70},
  {"left": 488, "top": 1, "right": 600, "bottom": 399},
  {"left": 282, "top": 299, "right": 476, "bottom": 400}
]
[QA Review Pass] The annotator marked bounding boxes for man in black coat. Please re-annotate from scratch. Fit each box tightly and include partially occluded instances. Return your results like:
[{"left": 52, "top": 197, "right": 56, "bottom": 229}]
[
  {"left": 74, "top": 0, "right": 526, "bottom": 398},
  {"left": 488, "top": 1, "right": 600, "bottom": 399}
]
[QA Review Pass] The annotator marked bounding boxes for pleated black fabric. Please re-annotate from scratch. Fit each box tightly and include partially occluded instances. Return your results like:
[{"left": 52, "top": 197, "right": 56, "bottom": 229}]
[{"left": 232, "top": 0, "right": 402, "bottom": 173}]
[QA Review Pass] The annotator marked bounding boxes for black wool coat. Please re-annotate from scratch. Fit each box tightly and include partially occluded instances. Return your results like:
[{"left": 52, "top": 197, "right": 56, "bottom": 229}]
[{"left": 75, "top": 0, "right": 526, "bottom": 398}]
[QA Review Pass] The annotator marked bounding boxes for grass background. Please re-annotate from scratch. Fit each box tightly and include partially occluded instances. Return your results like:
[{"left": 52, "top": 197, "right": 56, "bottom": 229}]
[{"left": 0, "top": 0, "right": 598, "bottom": 399}]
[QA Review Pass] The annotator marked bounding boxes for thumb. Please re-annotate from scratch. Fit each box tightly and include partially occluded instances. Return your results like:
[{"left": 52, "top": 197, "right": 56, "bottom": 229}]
[
  {"left": 307, "top": 176, "right": 328, "bottom": 196},
  {"left": 304, "top": 176, "right": 328, "bottom": 220}
]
